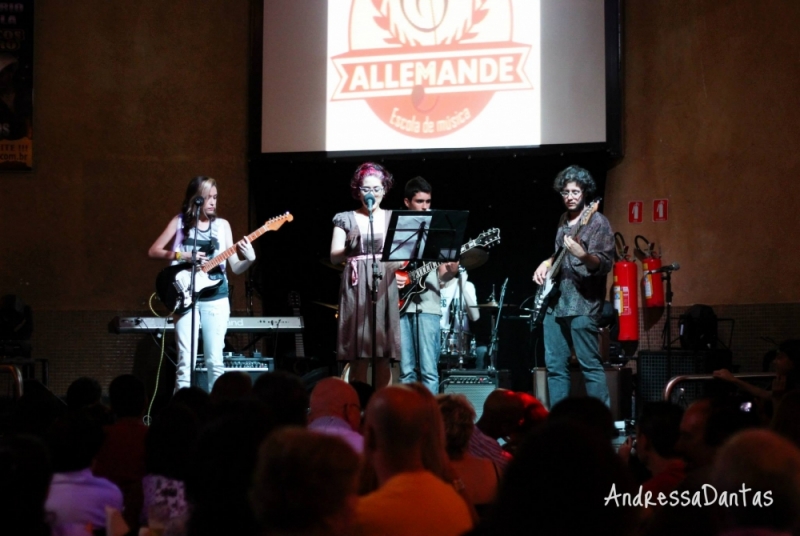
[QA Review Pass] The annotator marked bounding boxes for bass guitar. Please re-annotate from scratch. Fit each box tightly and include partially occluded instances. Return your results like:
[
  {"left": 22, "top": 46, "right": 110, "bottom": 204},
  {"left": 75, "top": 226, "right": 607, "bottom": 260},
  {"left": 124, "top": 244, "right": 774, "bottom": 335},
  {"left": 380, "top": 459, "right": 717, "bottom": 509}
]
[
  {"left": 530, "top": 199, "right": 601, "bottom": 326},
  {"left": 156, "top": 212, "right": 294, "bottom": 314},
  {"left": 396, "top": 228, "right": 500, "bottom": 313}
]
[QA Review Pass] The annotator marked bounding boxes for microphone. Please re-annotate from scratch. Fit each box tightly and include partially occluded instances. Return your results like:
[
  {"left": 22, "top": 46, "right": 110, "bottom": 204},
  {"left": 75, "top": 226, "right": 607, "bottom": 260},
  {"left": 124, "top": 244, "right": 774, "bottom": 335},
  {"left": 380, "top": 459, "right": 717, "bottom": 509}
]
[
  {"left": 649, "top": 262, "right": 680, "bottom": 274},
  {"left": 194, "top": 197, "right": 204, "bottom": 206},
  {"left": 364, "top": 192, "right": 376, "bottom": 211}
]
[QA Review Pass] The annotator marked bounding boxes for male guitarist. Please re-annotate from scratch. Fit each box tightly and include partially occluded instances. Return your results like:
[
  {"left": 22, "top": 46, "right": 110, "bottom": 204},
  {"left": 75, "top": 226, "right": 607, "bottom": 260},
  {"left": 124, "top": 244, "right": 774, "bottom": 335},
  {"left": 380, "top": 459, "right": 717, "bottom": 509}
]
[
  {"left": 532, "top": 166, "right": 614, "bottom": 408},
  {"left": 396, "top": 177, "right": 455, "bottom": 393},
  {"left": 148, "top": 176, "right": 255, "bottom": 392}
]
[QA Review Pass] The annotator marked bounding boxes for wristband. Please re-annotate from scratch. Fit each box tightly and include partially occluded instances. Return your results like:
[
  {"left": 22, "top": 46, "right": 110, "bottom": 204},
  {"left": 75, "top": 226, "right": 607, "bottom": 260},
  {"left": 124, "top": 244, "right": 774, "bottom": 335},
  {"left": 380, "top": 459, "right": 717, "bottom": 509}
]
[
  {"left": 175, "top": 251, "right": 183, "bottom": 261},
  {"left": 543, "top": 260, "right": 551, "bottom": 268}
]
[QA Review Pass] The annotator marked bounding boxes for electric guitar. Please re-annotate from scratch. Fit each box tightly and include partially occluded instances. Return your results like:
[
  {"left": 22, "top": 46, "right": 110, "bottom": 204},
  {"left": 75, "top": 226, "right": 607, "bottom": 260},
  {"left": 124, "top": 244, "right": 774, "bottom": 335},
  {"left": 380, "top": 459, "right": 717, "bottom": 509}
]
[
  {"left": 396, "top": 228, "right": 500, "bottom": 313},
  {"left": 156, "top": 212, "right": 294, "bottom": 314},
  {"left": 530, "top": 199, "right": 601, "bottom": 326}
]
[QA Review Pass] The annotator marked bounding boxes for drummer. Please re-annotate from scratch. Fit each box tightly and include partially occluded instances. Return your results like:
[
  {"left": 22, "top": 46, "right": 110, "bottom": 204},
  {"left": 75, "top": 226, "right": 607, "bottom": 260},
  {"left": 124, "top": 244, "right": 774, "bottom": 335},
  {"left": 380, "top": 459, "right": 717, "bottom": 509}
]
[{"left": 439, "top": 265, "right": 482, "bottom": 366}]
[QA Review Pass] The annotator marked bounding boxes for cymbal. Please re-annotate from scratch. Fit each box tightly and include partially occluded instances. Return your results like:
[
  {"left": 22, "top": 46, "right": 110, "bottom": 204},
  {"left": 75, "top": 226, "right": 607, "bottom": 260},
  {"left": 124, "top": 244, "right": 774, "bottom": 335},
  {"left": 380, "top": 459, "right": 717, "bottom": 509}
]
[
  {"left": 312, "top": 301, "right": 339, "bottom": 311},
  {"left": 469, "top": 303, "right": 519, "bottom": 308},
  {"left": 319, "top": 257, "right": 345, "bottom": 272},
  {"left": 460, "top": 248, "right": 489, "bottom": 271}
]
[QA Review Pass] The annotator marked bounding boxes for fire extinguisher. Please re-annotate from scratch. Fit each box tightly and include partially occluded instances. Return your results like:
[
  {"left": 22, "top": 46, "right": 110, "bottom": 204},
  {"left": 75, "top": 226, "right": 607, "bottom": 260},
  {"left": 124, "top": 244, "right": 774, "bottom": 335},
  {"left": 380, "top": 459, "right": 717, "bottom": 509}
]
[
  {"left": 612, "top": 233, "right": 639, "bottom": 341},
  {"left": 635, "top": 235, "right": 665, "bottom": 308}
]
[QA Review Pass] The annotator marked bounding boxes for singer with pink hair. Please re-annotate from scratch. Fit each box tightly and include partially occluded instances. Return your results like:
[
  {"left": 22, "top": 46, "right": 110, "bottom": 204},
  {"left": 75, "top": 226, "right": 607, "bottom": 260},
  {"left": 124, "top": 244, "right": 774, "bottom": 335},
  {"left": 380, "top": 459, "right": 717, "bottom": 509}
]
[{"left": 331, "top": 162, "right": 401, "bottom": 386}]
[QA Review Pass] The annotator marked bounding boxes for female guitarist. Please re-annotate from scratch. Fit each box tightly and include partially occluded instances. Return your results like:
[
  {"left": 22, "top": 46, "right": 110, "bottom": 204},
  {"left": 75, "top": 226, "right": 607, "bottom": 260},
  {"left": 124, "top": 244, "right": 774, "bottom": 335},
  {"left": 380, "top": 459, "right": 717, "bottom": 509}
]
[
  {"left": 148, "top": 176, "right": 255, "bottom": 392},
  {"left": 531, "top": 166, "right": 614, "bottom": 409}
]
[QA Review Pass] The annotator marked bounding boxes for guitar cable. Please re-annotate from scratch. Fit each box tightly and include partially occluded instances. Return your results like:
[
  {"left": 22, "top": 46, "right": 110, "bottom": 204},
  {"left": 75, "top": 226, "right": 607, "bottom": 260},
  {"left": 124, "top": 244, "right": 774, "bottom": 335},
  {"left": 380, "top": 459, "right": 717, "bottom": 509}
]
[{"left": 142, "top": 292, "right": 178, "bottom": 426}]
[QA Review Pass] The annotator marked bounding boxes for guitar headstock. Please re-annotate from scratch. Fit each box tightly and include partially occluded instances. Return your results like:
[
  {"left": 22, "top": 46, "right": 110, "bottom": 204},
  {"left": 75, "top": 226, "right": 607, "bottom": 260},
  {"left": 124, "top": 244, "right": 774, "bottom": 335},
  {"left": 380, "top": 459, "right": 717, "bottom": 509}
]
[
  {"left": 581, "top": 199, "right": 601, "bottom": 225},
  {"left": 472, "top": 228, "right": 501, "bottom": 249},
  {"left": 265, "top": 212, "right": 294, "bottom": 232}
]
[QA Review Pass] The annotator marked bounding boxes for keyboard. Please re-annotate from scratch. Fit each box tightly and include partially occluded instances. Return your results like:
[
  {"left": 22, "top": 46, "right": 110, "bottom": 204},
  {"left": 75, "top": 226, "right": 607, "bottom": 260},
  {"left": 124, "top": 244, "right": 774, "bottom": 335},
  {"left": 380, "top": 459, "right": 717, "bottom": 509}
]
[{"left": 110, "top": 316, "right": 304, "bottom": 334}]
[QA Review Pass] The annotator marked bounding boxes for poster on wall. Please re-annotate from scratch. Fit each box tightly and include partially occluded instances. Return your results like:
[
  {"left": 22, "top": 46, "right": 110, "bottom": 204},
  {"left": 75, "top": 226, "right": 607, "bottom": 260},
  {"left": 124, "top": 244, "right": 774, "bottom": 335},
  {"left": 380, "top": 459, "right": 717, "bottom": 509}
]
[{"left": 0, "top": 1, "right": 33, "bottom": 171}]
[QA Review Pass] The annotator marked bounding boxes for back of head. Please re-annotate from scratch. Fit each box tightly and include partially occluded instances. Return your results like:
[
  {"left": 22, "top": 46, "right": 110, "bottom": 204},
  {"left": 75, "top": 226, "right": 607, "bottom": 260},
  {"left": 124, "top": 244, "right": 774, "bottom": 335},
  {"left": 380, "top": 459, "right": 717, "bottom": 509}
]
[
  {"left": 209, "top": 371, "right": 252, "bottom": 407},
  {"left": 478, "top": 388, "right": 525, "bottom": 437},
  {"left": 171, "top": 386, "right": 212, "bottom": 424},
  {"left": 309, "top": 377, "right": 361, "bottom": 432},
  {"left": 47, "top": 413, "right": 105, "bottom": 472},
  {"left": 108, "top": 374, "right": 147, "bottom": 418},
  {"left": 712, "top": 429, "right": 800, "bottom": 531},
  {"left": 66, "top": 377, "right": 102, "bottom": 411},
  {"left": 365, "top": 385, "right": 429, "bottom": 460},
  {"left": 548, "top": 396, "right": 617, "bottom": 442},
  {"left": 145, "top": 402, "right": 201, "bottom": 480},
  {"left": 252, "top": 370, "right": 309, "bottom": 427},
  {"left": 0, "top": 434, "right": 52, "bottom": 536},
  {"left": 437, "top": 393, "right": 476, "bottom": 460},
  {"left": 489, "top": 420, "right": 636, "bottom": 536},
  {"left": 637, "top": 401, "right": 684, "bottom": 459},
  {"left": 250, "top": 427, "right": 360, "bottom": 534}
]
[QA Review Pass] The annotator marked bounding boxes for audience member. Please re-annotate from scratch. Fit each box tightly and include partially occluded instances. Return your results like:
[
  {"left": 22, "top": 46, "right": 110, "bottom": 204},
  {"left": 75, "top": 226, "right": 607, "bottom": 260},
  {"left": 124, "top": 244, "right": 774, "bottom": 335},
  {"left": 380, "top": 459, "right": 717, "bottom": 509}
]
[
  {"left": 548, "top": 395, "right": 618, "bottom": 442},
  {"left": 483, "top": 420, "right": 637, "bottom": 536},
  {"left": 252, "top": 370, "right": 309, "bottom": 427},
  {"left": 209, "top": 370, "right": 252, "bottom": 408},
  {"left": 93, "top": 374, "right": 149, "bottom": 530},
  {"left": 771, "top": 389, "right": 800, "bottom": 449},
  {"left": 712, "top": 429, "right": 800, "bottom": 535},
  {"left": 142, "top": 402, "right": 200, "bottom": 531},
  {"left": 437, "top": 394, "right": 498, "bottom": 516},
  {"left": 65, "top": 376, "right": 102, "bottom": 411},
  {"left": 0, "top": 434, "right": 52, "bottom": 536},
  {"left": 354, "top": 385, "right": 473, "bottom": 536},
  {"left": 307, "top": 377, "right": 363, "bottom": 454},
  {"left": 713, "top": 338, "right": 800, "bottom": 403},
  {"left": 504, "top": 391, "right": 548, "bottom": 455},
  {"left": 45, "top": 413, "right": 124, "bottom": 534},
  {"left": 618, "top": 402, "right": 685, "bottom": 504},
  {"left": 171, "top": 386, "right": 212, "bottom": 424},
  {"left": 467, "top": 389, "right": 523, "bottom": 471},
  {"left": 250, "top": 427, "right": 361, "bottom": 536},
  {"left": 185, "top": 400, "right": 274, "bottom": 536}
]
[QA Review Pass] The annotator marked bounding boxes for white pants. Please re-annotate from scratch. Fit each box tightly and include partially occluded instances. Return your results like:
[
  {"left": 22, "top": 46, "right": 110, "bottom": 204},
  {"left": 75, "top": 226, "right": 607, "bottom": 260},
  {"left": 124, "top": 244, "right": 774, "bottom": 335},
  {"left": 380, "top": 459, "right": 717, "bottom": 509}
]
[{"left": 174, "top": 298, "right": 230, "bottom": 391}]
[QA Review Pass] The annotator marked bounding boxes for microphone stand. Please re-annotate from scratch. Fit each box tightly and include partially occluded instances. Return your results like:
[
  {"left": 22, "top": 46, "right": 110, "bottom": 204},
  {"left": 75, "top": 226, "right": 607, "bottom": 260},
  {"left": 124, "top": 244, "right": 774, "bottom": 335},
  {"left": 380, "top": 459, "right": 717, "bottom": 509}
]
[
  {"left": 188, "top": 198, "right": 203, "bottom": 388},
  {"left": 662, "top": 270, "right": 674, "bottom": 379},
  {"left": 368, "top": 201, "right": 381, "bottom": 387},
  {"left": 486, "top": 278, "right": 509, "bottom": 372}
]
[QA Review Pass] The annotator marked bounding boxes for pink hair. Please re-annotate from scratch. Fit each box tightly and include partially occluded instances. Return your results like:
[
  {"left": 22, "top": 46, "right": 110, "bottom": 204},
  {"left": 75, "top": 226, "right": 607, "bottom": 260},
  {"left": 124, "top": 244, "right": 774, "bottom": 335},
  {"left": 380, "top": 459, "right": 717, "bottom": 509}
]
[{"left": 350, "top": 162, "right": 394, "bottom": 199}]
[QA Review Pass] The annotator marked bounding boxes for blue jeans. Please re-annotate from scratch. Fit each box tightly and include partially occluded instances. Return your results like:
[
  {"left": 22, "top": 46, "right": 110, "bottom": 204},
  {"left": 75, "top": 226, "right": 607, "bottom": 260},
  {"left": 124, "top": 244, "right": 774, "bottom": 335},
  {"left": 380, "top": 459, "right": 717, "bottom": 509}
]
[
  {"left": 174, "top": 298, "right": 230, "bottom": 392},
  {"left": 400, "top": 312, "right": 441, "bottom": 394},
  {"left": 544, "top": 312, "right": 610, "bottom": 408}
]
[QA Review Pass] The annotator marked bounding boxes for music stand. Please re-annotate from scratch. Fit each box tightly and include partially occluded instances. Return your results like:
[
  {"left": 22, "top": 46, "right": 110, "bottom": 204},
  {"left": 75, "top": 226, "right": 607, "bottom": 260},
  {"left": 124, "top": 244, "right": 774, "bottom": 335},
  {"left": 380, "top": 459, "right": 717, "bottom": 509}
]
[
  {"left": 376, "top": 210, "right": 469, "bottom": 387},
  {"left": 382, "top": 210, "right": 468, "bottom": 264}
]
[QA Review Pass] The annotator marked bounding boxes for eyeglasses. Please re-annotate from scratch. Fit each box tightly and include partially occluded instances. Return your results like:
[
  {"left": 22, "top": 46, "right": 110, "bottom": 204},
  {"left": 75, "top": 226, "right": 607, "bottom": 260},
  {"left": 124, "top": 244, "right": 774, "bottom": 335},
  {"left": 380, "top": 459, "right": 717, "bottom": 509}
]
[
  {"left": 560, "top": 189, "right": 582, "bottom": 198},
  {"left": 359, "top": 186, "right": 385, "bottom": 194}
]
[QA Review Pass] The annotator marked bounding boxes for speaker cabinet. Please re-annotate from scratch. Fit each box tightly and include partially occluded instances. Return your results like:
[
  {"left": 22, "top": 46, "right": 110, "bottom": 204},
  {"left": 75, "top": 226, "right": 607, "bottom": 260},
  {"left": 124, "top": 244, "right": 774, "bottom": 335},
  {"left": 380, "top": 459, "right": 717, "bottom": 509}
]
[
  {"left": 637, "top": 349, "right": 733, "bottom": 405},
  {"left": 440, "top": 370, "right": 512, "bottom": 420},
  {"left": 194, "top": 355, "right": 274, "bottom": 393},
  {"left": 532, "top": 365, "right": 633, "bottom": 421}
]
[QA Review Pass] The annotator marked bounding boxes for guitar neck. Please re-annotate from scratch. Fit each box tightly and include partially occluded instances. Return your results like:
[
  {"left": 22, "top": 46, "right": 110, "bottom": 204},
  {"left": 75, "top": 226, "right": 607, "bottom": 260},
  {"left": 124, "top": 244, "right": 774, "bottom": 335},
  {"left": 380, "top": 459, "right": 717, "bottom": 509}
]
[
  {"left": 409, "top": 239, "right": 479, "bottom": 280},
  {"left": 202, "top": 224, "right": 268, "bottom": 272}
]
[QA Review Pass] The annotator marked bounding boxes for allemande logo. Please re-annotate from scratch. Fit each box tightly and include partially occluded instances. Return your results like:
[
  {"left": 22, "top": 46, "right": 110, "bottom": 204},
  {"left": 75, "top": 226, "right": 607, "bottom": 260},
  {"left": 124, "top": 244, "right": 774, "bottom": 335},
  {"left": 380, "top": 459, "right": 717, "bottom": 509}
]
[{"left": 331, "top": 0, "right": 533, "bottom": 138}]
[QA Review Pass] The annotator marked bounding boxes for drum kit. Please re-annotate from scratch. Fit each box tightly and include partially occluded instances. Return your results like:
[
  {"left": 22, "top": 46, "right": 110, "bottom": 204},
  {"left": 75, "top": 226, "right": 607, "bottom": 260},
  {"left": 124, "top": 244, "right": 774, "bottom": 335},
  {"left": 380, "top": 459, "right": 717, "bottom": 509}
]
[{"left": 317, "top": 247, "right": 515, "bottom": 371}]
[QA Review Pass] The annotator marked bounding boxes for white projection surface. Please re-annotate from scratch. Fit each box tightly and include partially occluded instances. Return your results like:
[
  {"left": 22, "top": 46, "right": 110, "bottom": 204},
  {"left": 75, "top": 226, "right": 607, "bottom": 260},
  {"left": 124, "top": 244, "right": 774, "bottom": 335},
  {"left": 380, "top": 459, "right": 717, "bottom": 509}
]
[{"left": 261, "top": 0, "right": 607, "bottom": 155}]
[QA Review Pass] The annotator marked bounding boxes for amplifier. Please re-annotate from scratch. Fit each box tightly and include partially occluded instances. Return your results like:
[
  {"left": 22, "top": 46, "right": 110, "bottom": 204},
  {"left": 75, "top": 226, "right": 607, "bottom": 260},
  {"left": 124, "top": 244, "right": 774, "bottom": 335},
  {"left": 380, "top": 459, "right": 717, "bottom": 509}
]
[
  {"left": 532, "top": 365, "right": 633, "bottom": 421},
  {"left": 440, "top": 370, "right": 511, "bottom": 420},
  {"left": 194, "top": 355, "right": 274, "bottom": 392},
  {"left": 637, "top": 349, "right": 732, "bottom": 405}
]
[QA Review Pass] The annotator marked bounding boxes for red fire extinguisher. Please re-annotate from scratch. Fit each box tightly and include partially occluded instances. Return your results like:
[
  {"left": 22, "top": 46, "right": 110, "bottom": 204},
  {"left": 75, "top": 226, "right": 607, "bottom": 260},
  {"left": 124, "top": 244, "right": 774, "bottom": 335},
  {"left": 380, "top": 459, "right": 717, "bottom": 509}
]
[
  {"left": 635, "top": 235, "right": 665, "bottom": 308},
  {"left": 612, "top": 233, "right": 639, "bottom": 341}
]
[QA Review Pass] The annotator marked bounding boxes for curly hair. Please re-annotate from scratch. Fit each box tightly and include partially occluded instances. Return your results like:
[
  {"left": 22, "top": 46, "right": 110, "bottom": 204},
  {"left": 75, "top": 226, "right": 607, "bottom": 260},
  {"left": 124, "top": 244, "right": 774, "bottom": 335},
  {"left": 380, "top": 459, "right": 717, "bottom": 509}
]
[
  {"left": 552, "top": 165, "right": 597, "bottom": 200},
  {"left": 350, "top": 162, "right": 394, "bottom": 199},
  {"left": 437, "top": 393, "right": 477, "bottom": 460}
]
